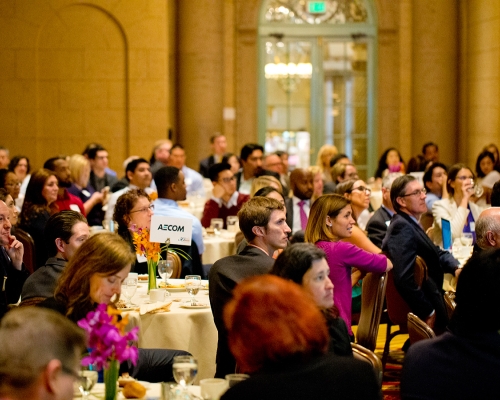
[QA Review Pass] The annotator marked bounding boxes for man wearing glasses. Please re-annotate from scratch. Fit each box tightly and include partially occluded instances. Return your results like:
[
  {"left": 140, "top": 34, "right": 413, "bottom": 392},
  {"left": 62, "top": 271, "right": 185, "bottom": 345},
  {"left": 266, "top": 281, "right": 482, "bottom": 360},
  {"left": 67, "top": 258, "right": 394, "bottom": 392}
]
[
  {"left": 201, "top": 163, "right": 249, "bottom": 229},
  {"left": 382, "top": 175, "right": 460, "bottom": 334},
  {"left": 0, "top": 307, "right": 86, "bottom": 400}
]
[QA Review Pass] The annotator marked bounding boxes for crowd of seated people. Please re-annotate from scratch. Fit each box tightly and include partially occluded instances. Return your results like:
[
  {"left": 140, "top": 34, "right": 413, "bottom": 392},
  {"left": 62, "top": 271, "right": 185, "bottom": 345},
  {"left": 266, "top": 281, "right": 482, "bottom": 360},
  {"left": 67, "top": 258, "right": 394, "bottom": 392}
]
[{"left": 2, "top": 136, "right": 500, "bottom": 396}]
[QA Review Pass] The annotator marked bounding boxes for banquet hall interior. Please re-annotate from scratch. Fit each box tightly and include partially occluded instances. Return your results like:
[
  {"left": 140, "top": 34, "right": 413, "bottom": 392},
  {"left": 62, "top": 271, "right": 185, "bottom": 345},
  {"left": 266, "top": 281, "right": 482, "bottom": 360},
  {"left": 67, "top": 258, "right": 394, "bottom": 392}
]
[{"left": 1, "top": 1, "right": 500, "bottom": 398}]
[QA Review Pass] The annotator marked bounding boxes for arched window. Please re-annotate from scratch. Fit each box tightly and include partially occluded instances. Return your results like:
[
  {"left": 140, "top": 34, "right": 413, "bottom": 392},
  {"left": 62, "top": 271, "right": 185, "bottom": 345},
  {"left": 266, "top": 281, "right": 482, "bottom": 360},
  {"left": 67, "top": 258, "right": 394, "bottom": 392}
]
[{"left": 258, "top": 0, "right": 377, "bottom": 178}]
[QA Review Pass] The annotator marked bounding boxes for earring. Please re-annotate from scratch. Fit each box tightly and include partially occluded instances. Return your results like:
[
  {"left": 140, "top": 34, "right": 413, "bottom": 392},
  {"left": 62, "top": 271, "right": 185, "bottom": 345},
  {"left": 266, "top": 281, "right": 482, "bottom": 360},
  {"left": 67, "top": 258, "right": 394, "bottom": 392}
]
[{"left": 327, "top": 224, "right": 332, "bottom": 227}]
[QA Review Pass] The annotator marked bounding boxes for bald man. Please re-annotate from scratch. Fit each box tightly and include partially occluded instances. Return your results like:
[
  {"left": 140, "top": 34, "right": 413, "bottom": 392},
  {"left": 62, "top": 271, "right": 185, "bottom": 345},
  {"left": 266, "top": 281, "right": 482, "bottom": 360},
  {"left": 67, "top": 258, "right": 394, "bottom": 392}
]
[{"left": 475, "top": 207, "right": 500, "bottom": 250}]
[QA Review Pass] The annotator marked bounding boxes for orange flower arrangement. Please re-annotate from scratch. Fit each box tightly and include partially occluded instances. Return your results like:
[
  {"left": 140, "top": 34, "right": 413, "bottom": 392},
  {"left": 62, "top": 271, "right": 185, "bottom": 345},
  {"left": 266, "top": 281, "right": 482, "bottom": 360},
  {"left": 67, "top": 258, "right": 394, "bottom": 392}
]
[{"left": 131, "top": 227, "right": 161, "bottom": 262}]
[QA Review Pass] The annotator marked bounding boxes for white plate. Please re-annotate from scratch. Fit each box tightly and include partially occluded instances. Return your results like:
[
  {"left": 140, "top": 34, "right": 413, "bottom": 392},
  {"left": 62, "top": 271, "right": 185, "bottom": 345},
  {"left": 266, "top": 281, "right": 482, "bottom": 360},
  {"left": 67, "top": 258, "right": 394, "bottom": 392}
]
[
  {"left": 163, "top": 287, "right": 186, "bottom": 292},
  {"left": 180, "top": 303, "right": 210, "bottom": 309}
]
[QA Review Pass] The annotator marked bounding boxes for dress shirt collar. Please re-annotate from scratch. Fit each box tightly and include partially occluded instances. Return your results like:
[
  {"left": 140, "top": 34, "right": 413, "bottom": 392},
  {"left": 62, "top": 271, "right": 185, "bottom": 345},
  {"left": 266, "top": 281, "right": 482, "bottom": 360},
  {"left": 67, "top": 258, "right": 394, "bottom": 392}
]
[
  {"left": 381, "top": 204, "right": 395, "bottom": 217},
  {"left": 211, "top": 191, "right": 240, "bottom": 208},
  {"left": 155, "top": 198, "right": 179, "bottom": 208}
]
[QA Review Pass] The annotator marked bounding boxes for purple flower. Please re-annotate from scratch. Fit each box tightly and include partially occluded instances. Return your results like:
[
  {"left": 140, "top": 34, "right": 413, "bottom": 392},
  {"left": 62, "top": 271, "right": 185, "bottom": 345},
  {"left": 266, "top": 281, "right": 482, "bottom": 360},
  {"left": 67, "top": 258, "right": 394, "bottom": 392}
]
[{"left": 77, "top": 304, "right": 139, "bottom": 370}]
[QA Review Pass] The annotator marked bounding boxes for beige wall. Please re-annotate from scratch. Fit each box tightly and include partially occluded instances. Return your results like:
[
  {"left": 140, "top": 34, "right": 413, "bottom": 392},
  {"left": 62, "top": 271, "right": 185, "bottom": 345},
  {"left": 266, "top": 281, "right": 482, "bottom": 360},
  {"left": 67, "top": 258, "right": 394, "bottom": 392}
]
[
  {"left": 460, "top": 1, "right": 500, "bottom": 168},
  {"left": 1, "top": 0, "right": 500, "bottom": 174},
  {"left": 0, "top": 0, "right": 170, "bottom": 172}
]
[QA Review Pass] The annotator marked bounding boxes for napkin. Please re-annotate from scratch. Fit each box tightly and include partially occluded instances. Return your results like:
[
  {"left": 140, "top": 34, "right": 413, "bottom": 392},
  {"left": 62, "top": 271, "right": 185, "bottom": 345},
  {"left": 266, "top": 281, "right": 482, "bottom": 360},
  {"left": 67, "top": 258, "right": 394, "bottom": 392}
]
[{"left": 140, "top": 301, "right": 173, "bottom": 315}]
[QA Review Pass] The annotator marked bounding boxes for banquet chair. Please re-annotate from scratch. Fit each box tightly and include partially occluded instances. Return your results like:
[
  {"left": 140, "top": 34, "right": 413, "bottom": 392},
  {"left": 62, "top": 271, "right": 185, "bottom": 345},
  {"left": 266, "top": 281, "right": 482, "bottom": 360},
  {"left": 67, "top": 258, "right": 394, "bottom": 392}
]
[
  {"left": 356, "top": 271, "right": 388, "bottom": 351},
  {"left": 444, "top": 290, "right": 456, "bottom": 319},
  {"left": 407, "top": 312, "right": 436, "bottom": 344},
  {"left": 168, "top": 252, "right": 182, "bottom": 279},
  {"left": 382, "top": 256, "right": 428, "bottom": 366},
  {"left": 351, "top": 343, "right": 383, "bottom": 388},
  {"left": 14, "top": 228, "right": 35, "bottom": 274}
]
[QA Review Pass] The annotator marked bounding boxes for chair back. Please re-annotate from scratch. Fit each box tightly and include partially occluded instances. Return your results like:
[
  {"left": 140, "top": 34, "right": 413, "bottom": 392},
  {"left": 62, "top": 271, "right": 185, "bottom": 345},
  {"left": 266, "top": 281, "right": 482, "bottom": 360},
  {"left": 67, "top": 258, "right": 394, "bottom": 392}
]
[
  {"left": 385, "top": 270, "right": 411, "bottom": 328},
  {"left": 356, "top": 272, "right": 387, "bottom": 351},
  {"left": 14, "top": 228, "right": 35, "bottom": 274},
  {"left": 19, "top": 297, "right": 46, "bottom": 307},
  {"left": 444, "top": 290, "right": 456, "bottom": 319},
  {"left": 414, "top": 256, "right": 428, "bottom": 289},
  {"left": 407, "top": 312, "right": 436, "bottom": 344},
  {"left": 351, "top": 343, "right": 383, "bottom": 388},
  {"left": 168, "top": 252, "right": 182, "bottom": 279}
]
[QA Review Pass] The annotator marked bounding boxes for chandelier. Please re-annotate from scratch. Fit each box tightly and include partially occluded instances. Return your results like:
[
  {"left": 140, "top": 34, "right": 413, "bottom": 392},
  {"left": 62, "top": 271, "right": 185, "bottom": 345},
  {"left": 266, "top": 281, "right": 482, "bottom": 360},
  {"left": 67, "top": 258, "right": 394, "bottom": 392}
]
[{"left": 265, "top": 34, "right": 312, "bottom": 93}]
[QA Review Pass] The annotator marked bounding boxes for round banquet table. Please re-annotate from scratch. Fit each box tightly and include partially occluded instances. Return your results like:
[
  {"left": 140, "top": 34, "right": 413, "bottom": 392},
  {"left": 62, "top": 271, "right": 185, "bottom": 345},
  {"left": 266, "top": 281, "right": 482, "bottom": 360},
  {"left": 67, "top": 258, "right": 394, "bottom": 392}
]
[
  {"left": 202, "top": 230, "right": 237, "bottom": 265},
  {"left": 122, "top": 279, "right": 217, "bottom": 381},
  {"left": 75, "top": 382, "right": 201, "bottom": 399}
]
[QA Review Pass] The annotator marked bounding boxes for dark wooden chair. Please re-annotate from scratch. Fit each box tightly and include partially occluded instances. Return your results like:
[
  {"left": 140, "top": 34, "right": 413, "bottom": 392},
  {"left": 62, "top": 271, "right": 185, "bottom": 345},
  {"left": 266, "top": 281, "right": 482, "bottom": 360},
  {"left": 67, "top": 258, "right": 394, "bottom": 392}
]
[
  {"left": 407, "top": 312, "right": 436, "bottom": 344},
  {"left": 14, "top": 228, "right": 35, "bottom": 274},
  {"left": 356, "top": 272, "right": 387, "bottom": 351},
  {"left": 382, "top": 256, "right": 428, "bottom": 366}
]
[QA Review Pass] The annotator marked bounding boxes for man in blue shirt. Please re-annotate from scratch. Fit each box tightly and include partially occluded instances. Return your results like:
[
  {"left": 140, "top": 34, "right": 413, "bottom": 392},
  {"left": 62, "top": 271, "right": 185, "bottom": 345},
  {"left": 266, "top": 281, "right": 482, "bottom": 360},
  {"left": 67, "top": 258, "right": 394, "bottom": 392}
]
[{"left": 153, "top": 166, "right": 205, "bottom": 259}]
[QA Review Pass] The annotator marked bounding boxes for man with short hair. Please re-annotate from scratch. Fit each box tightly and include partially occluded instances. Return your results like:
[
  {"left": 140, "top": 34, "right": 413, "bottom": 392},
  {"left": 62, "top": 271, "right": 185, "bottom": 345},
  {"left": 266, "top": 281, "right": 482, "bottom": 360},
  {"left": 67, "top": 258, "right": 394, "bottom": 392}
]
[
  {"left": 401, "top": 248, "right": 500, "bottom": 398},
  {"left": 0, "top": 307, "right": 86, "bottom": 400},
  {"left": 366, "top": 173, "right": 402, "bottom": 248},
  {"left": 201, "top": 163, "right": 249, "bottom": 228},
  {"left": 87, "top": 145, "right": 118, "bottom": 192},
  {"left": 199, "top": 134, "right": 227, "bottom": 178},
  {"left": 382, "top": 175, "right": 459, "bottom": 333},
  {"left": 167, "top": 144, "right": 205, "bottom": 197},
  {"left": 324, "top": 162, "right": 358, "bottom": 194},
  {"left": 0, "top": 147, "right": 9, "bottom": 169},
  {"left": 105, "top": 158, "right": 153, "bottom": 221},
  {"left": 21, "top": 211, "right": 89, "bottom": 303},
  {"left": 422, "top": 142, "right": 439, "bottom": 163},
  {"left": 285, "top": 168, "right": 314, "bottom": 234},
  {"left": 423, "top": 162, "right": 448, "bottom": 210},
  {"left": 235, "top": 143, "right": 279, "bottom": 195},
  {"left": 153, "top": 166, "right": 204, "bottom": 264},
  {"left": 0, "top": 200, "right": 27, "bottom": 319},
  {"left": 44, "top": 157, "right": 85, "bottom": 214},
  {"left": 209, "top": 196, "right": 291, "bottom": 378},
  {"left": 475, "top": 207, "right": 500, "bottom": 250},
  {"left": 150, "top": 139, "right": 173, "bottom": 175}
]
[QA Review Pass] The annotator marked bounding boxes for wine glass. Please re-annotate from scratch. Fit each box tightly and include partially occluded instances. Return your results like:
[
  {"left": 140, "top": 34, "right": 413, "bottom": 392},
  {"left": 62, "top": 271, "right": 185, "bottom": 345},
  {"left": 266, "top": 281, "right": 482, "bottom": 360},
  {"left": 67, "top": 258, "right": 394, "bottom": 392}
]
[
  {"left": 158, "top": 259, "right": 174, "bottom": 287},
  {"left": 173, "top": 355, "right": 198, "bottom": 395},
  {"left": 185, "top": 275, "right": 201, "bottom": 306},
  {"left": 78, "top": 365, "right": 98, "bottom": 400},
  {"left": 122, "top": 277, "right": 138, "bottom": 307}
]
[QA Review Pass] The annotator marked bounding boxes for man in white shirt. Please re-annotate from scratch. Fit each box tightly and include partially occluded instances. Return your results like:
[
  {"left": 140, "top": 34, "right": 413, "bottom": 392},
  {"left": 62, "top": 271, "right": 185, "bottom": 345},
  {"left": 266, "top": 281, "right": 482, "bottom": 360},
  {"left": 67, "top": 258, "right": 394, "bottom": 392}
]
[
  {"left": 105, "top": 158, "right": 153, "bottom": 221},
  {"left": 167, "top": 144, "right": 205, "bottom": 198},
  {"left": 285, "top": 168, "right": 314, "bottom": 234}
]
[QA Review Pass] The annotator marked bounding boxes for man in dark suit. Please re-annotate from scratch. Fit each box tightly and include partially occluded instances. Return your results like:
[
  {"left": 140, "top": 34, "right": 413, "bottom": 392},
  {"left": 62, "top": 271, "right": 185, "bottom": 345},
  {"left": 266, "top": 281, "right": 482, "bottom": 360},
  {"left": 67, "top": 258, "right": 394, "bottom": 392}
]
[
  {"left": 382, "top": 175, "right": 459, "bottom": 332},
  {"left": 0, "top": 199, "right": 28, "bottom": 319},
  {"left": 401, "top": 249, "right": 500, "bottom": 399},
  {"left": 234, "top": 143, "right": 280, "bottom": 195},
  {"left": 199, "top": 134, "right": 227, "bottom": 178},
  {"left": 208, "top": 197, "right": 291, "bottom": 378},
  {"left": 366, "top": 172, "right": 402, "bottom": 247},
  {"left": 285, "top": 168, "right": 313, "bottom": 234}
]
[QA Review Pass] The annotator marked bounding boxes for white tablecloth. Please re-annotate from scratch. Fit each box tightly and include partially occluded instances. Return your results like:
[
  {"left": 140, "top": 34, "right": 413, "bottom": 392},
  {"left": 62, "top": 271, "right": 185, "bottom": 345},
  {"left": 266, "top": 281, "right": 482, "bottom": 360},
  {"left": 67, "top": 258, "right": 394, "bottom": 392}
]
[
  {"left": 202, "top": 231, "right": 237, "bottom": 264},
  {"left": 78, "top": 382, "right": 201, "bottom": 399},
  {"left": 123, "top": 279, "right": 217, "bottom": 381}
]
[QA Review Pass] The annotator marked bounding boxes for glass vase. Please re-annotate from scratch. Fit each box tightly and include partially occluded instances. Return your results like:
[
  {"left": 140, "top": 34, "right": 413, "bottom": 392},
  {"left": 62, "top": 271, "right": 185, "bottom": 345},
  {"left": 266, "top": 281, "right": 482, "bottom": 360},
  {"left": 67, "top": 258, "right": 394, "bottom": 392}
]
[
  {"left": 104, "top": 360, "right": 119, "bottom": 400},
  {"left": 147, "top": 259, "right": 157, "bottom": 293}
]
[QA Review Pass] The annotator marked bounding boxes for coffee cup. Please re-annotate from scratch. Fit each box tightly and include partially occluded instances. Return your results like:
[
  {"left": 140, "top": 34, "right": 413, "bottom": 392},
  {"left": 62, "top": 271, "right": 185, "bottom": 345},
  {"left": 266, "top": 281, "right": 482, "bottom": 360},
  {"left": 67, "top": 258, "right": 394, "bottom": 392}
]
[{"left": 150, "top": 289, "right": 170, "bottom": 303}]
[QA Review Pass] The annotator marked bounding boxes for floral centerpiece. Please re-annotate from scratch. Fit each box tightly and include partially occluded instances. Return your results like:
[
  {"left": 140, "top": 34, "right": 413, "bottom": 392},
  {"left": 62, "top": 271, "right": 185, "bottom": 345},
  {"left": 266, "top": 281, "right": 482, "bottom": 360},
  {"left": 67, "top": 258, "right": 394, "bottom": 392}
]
[
  {"left": 130, "top": 226, "right": 190, "bottom": 292},
  {"left": 78, "top": 304, "right": 139, "bottom": 400}
]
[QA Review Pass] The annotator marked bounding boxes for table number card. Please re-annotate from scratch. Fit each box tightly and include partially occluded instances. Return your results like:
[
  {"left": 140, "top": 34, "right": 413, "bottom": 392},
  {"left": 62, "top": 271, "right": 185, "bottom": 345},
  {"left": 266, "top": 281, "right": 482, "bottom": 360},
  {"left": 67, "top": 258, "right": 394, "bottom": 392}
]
[{"left": 150, "top": 215, "right": 193, "bottom": 246}]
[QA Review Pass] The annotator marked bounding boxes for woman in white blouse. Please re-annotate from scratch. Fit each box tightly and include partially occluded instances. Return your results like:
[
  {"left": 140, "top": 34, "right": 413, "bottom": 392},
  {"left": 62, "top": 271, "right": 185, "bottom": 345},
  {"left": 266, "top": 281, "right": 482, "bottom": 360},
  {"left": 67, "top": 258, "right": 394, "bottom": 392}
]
[{"left": 432, "top": 163, "right": 483, "bottom": 247}]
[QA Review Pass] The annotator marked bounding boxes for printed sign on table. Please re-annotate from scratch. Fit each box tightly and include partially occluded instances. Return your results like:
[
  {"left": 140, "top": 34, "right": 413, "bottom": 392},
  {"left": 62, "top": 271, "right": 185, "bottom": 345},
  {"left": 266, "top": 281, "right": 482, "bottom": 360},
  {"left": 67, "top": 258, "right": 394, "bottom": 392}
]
[{"left": 150, "top": 215, "right": 192, "bottom": 246}]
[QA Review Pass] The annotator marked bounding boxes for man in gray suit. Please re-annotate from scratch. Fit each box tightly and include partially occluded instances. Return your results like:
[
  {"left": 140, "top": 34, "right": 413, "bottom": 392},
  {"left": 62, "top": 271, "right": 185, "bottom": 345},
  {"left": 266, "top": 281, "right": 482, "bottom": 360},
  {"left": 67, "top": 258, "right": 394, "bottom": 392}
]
[{"left": 209, "top": 196, "right": 291, "bottom": 378}]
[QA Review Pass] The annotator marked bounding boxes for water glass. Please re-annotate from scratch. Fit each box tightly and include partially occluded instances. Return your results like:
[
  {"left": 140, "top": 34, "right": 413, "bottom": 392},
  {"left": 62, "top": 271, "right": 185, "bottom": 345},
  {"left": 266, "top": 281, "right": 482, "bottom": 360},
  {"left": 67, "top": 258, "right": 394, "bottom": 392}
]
[
  {"left": 210, "top": 218, "right": 224, "bottom": 235},
  {"left": 185, "top": 275, "right": 201, "bottom": 306},
  {"left": 225, "top": 374, "right": 249, "bottom": 388},
  {"left": 173, "top": 355, "right": 198, "bottom": 388},
  {"left": 200, "top": 378, "right": 228, "bottom": 400},
  {"left": 122, "top": 277, "right": 138, "bottom": 306},
  {"left": 461, "top": 232, "right": 473, "bottom": 247},
  {"left": 158, "top": 259, "right": 174, "bottom": 286},
  {"left": 78, "top": 365, "right": 98, "bottom": 399},
  {"left": 226, "top": 216, "right": 239, "bottom": 232}
]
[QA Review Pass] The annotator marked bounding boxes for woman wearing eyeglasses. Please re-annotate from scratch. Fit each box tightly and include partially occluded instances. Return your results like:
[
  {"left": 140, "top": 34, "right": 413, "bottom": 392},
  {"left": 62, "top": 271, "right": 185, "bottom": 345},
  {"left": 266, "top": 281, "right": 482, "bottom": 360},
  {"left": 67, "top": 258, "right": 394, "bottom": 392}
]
[
  {"left": 432, "top": 163, "right": 483, "bottom": 247},
  {"left": 113, "top": 189, "right": 154, "bottom": 274},
  {"left": 305, "top": 194, "right": 392, "bottom": 337}
]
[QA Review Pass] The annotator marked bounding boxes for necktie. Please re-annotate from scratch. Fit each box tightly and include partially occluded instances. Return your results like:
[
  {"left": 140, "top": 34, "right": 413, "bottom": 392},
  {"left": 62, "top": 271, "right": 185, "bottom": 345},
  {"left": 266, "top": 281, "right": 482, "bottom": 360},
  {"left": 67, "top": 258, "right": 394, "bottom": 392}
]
[{"left": 298, "top": 200, "right": 308, "bottom": 231}]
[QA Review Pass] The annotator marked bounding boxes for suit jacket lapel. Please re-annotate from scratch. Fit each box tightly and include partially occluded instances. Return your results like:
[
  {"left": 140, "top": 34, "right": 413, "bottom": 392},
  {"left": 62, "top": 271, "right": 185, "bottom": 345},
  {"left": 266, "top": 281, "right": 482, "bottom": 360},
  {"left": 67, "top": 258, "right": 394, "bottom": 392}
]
[{"left": 399, "top": 212, "right": 440, "bottom": 258}]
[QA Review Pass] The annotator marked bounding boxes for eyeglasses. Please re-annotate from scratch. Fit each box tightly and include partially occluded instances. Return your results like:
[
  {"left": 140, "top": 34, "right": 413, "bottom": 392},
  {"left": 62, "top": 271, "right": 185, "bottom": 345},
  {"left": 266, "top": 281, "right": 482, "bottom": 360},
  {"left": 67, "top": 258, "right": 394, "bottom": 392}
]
[
  {"left": 401, "top": 188, "right": 427, "bottom": 197},
  {"left": 219, "top": 176, "right": 236, "bottom": 184},
  {"left": 130, "top": 204, "right": 154, "bottom": 214},
  {"left": 349, "top": 186, "right": 371, "bottom": 195}
]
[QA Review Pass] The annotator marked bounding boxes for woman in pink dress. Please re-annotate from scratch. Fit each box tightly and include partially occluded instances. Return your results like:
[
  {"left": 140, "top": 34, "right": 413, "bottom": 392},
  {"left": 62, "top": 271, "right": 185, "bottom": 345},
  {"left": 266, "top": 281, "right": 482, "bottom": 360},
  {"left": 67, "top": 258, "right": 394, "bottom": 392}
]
[{"left": 305, "top": 194, "right": 392, "bottom": 337}]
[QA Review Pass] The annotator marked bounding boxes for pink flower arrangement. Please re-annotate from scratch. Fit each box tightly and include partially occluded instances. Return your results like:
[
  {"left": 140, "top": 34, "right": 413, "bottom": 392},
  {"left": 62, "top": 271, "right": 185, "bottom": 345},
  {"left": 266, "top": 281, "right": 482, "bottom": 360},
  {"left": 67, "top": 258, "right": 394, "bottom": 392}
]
[{"left": 77, "top": 304, "right": 139, "bottom": 370}]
